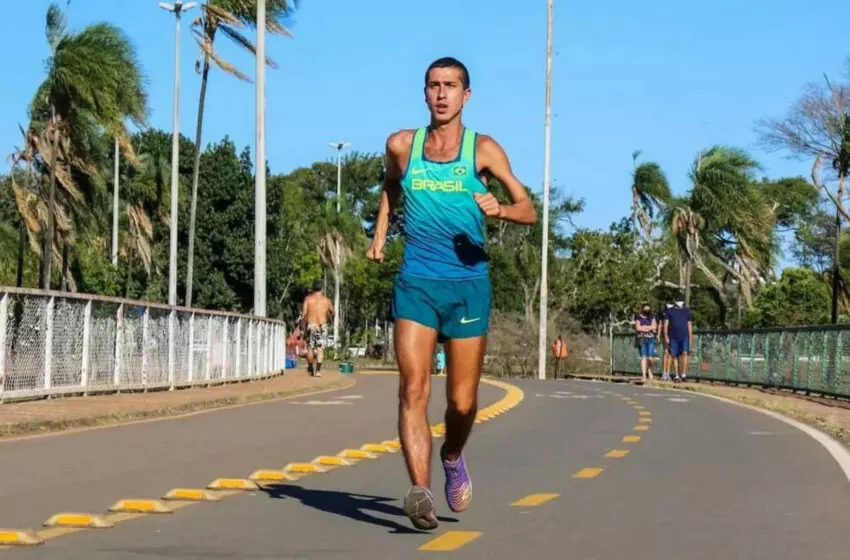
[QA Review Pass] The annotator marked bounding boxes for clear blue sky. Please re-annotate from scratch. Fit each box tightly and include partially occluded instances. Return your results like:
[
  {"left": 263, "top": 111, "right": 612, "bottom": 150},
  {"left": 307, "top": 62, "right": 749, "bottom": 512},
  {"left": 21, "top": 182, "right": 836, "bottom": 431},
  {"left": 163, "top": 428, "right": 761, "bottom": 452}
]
[{"left": 2, "top": 0, "right": 848, "bottom": 239}]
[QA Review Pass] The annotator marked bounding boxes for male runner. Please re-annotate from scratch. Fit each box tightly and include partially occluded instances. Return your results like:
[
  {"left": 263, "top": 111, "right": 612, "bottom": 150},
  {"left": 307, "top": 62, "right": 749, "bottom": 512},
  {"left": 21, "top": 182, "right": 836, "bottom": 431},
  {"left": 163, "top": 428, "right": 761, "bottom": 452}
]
[
  {"left": 298, "top": 281, "right": 334, "bottom": 377},
  {"left": 366, "top": 56, "right": 537, "bottom": 531}
]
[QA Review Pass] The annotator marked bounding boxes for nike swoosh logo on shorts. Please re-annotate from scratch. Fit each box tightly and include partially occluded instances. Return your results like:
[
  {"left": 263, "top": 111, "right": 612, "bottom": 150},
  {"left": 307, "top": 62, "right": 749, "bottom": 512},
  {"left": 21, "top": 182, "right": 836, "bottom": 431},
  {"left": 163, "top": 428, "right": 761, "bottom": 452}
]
[{"left": 460, "top": 317, "right": 480, "bottom": 324}]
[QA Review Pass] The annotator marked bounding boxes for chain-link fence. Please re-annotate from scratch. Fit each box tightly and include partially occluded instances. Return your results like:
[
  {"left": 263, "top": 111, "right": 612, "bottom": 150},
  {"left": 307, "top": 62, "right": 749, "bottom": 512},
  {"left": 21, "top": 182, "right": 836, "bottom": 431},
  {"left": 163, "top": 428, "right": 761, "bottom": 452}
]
[
  {"left": 611, "top": 325, "right": 850, "bottom": 397},
  {"left": 0, "top": 287, "right": 287, "bottom": 402}
]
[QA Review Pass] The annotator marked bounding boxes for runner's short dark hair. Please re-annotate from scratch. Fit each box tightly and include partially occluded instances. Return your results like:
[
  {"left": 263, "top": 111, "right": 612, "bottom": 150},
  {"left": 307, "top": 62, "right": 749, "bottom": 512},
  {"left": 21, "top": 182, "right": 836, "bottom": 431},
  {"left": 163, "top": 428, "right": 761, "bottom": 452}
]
[
  {"left": 425, "top": 57, "right": 470, "bottom": 89},
  {"left": 312, "top": 280, "right": 323, "bottom": 292}
]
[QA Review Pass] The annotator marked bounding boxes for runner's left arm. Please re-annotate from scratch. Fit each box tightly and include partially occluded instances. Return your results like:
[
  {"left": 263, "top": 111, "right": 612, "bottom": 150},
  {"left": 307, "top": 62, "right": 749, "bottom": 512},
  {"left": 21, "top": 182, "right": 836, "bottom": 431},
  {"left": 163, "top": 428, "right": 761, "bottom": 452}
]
[{"left": 474, "top": 136, "right": 537, "bottom": 225}]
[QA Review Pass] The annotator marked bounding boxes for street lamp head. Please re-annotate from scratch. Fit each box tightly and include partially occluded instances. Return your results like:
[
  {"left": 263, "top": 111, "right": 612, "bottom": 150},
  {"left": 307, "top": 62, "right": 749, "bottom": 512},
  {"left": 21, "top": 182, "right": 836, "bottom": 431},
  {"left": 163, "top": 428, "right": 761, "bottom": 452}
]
[
  {"left": 182, "top": 2, "right": 198, "bottom": 10},
  {"left": 158, "top": 2, "right": 175, "bottom": 11},
  {"left": 328, "top": 141, "right": 351, "bottom": 151}
]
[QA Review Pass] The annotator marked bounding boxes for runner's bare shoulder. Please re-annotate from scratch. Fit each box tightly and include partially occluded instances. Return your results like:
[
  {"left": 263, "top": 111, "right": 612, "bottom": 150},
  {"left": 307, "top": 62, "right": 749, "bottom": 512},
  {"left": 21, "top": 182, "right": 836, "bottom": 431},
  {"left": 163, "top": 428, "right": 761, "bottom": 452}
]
[{"left": 386, "top": 129, "right": 416, "bottom": 170}]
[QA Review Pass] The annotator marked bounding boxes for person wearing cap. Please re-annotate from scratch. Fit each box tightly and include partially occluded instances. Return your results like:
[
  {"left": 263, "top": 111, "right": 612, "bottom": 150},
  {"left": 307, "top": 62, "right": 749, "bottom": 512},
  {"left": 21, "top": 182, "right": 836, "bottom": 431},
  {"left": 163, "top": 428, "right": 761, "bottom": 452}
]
[
  {"left": 297, "top": 281, "right": 334, "bottom": 377},
  {"left": 664, "top": 298, "right": 693, "bottom": 382}
]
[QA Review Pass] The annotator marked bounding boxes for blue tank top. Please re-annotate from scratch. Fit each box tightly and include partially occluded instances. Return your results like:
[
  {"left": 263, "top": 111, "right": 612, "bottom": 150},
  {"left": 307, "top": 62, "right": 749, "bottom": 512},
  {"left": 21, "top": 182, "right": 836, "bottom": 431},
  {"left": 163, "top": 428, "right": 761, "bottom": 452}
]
[{"left": 399, "top": 127, "right": 489, "bottom": 279}]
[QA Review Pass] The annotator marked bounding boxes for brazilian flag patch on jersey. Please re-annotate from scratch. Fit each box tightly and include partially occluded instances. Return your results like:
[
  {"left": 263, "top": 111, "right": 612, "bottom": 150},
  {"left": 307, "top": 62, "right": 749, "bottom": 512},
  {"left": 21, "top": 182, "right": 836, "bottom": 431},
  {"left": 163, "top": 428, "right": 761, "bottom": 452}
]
[{"left": 452, "top": 164, "right": 468, "bottom": 177}]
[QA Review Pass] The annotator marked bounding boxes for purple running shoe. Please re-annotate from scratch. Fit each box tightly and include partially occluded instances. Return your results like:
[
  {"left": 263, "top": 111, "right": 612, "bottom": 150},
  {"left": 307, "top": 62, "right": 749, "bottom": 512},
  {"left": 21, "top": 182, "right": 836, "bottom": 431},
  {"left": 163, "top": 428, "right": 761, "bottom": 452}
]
[{"left": 442, "top": 452, "right": 472, "bottom": 513}]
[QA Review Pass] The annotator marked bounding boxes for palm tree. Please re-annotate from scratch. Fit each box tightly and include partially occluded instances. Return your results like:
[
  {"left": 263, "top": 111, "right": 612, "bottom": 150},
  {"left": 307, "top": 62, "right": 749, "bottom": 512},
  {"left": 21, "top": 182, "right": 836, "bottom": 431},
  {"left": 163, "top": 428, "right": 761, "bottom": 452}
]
[
  {"left": 184, "top": 0, "right": 299, "bottom": 307},
  {"left": 630, "top": 150, "right": 671, "bottom": 241},
  {"left": 29, "top": 2, "right": 148, "bottom": 290}
]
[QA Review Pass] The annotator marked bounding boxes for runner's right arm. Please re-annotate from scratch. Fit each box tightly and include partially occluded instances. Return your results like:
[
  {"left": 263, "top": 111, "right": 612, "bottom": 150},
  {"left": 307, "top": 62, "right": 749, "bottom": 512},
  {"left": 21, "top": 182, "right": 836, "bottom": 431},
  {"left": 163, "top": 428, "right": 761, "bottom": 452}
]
[{"left": 368, "top": 131, "right": 410, "bottom": 262}]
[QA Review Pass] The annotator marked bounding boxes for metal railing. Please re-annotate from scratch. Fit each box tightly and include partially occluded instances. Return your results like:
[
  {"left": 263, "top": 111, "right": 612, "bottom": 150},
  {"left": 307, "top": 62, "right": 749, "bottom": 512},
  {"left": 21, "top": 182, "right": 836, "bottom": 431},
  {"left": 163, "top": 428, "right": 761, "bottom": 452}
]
[
  {"left": 0, "top": 287, "right": 287, "bottom": 402},
  {"left": 611, "top": 325, "right": 850, "bottom": 398}
]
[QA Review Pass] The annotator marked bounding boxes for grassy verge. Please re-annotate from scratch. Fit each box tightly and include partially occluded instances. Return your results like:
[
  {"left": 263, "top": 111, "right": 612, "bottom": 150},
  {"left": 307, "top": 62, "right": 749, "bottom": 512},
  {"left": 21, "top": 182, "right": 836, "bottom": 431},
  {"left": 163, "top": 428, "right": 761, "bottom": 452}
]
[
  {"left": 646, "top": 381, "right": 850, "bottom": 447},
  {"left": 0, "top": 377, "right": 353, "bottom": 439}
]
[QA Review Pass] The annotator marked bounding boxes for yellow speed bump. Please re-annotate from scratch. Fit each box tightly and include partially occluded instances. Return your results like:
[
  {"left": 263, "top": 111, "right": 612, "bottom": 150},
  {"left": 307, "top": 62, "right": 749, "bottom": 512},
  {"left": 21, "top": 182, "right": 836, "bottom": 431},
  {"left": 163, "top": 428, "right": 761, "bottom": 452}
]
[
  {"left": 382, "top": 440, "right": 402, "bottom": 451},
  {"left": 638, "top": 417, "right": 652, "bottom": 424},
  {"left": 162, "top": 488, "right": 221, "bottom": 502},
  {"left": 338, "top": 449, "right": 377, "bottom": 460},
  {"left": 43, "top": 513, "right": 113, "bottom": 529},
  {"left": 207, "top": 478, "right": 258, "bottom": 491},
  {"left": 284, "top": 463, "right": 327, "bottom": 474},
  {"left": 634, "top": 425, "right": 650, "bottom": 431},
  {"left": 361, "top": 443, "right": 390, "bottom": 453},
  {"left": 109, "top": 499, "right": 172, "bottom": 514},
  {"left": 313, "top": 456, "right": 352, "bottom": 467},
  {"left": 623, "top": 435, "right": 641, "bottom": 443},
  {"left": 0, "top": 530, "right": 42, "bottom": 547},
  {"left": 639, "top": 411, "right": 651, "bottom": 417},
  {"left": 249, "top": 470, "right": 290, "bottom": 482}
]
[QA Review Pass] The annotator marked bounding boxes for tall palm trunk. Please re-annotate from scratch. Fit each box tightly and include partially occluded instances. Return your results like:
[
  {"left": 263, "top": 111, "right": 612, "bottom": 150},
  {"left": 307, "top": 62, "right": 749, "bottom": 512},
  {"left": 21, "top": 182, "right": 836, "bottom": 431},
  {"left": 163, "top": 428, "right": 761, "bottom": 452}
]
[
  {"left": 41, "top": 107, "right": 59, "bottom": 290},
  {"left": 185, "top": 53, "right": 211, "bottom": 308}
]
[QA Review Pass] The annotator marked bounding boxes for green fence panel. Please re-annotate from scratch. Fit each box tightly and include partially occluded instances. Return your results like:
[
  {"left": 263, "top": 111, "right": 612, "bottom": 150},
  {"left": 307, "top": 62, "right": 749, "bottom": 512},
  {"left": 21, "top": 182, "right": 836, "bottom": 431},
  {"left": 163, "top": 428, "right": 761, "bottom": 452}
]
[{"left": 610, "top": 324, "right": 850, "bottom": 398}]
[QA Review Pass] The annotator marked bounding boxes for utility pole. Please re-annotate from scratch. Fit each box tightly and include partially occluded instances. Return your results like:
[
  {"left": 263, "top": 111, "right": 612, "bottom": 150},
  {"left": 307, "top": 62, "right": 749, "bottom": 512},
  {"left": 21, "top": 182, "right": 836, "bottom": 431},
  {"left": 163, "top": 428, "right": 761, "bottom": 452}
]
[
  {"left": 254, "top": 0, "right": 267, "bottom": 317},
  {"left": 159, "top": 1, "right": 196, "bottom": 307},
  {"left": 112, "top": 138, "right": 119, "bottom": 266},
  {"left": 328, "top": 141, "right": 350, "bottom": 350},
  {"left": 537, "top": 0, "right": 554, "bottom": 380}
]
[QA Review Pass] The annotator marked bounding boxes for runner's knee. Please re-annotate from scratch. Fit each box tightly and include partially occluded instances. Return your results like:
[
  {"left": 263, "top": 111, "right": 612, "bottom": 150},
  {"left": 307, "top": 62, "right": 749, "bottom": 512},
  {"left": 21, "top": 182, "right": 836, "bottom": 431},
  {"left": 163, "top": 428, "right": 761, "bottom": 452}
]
[{"left": 399, "top": 375, "right": 429, "bottom": 409}]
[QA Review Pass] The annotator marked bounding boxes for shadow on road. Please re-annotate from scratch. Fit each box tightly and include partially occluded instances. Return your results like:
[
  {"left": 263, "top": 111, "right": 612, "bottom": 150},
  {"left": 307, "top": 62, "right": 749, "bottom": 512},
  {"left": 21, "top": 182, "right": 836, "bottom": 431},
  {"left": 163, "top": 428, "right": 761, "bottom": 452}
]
[{"left": 262, "top": 483, "right": 458, "bottom": 534}]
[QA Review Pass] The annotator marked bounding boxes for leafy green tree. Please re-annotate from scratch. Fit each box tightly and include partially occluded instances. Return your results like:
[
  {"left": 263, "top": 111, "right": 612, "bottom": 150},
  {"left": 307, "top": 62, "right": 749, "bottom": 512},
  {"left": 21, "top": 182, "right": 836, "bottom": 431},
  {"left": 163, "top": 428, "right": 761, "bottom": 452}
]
[{"left": 745, "top": 267, "right": 830, "bottom": 327}]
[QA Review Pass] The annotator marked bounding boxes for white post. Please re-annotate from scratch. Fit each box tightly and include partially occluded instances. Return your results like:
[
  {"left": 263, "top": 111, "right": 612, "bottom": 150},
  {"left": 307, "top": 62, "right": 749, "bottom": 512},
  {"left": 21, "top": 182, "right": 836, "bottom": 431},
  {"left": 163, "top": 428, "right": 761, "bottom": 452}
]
[
  {"left": 248, "top": 320, "right": 254, "bottom": 377},
  {"left": 205, "top": 316, "right": 212, "bottom": 382},
  {"left": 254, "top": 0, "right": 267, "bottom": 318},
  {"left": 114, "top": 303, "right": 124, "bottom": 390},
  {"left": 235, "top": 318, "right": 243, "bottom": 378},
  {"left": 112, "top": 138, "right": 120, "bottom": 267},
  {"left": 81, "top": 299, "right": 91, "bottom": 393},
  {"left": 222, "top": 318, "right": 229, "bottom": 379},
  {"left": 141, "top": 307, "right": 149, "bottom": 389},
  {"left": 43, "top": 296, "right": 55, "bottom": 391},
  {"left": 537, "top": 0, "right": 554, "bottom": 381},
  {"left": 0, "top": 293, "right": 8, "bottom": 397},
  {"left": 168, "top": 310, "right": 175, "bottom": 389},
  {"left": 187, "top": 312, "right": 195, "bottom": 383}
]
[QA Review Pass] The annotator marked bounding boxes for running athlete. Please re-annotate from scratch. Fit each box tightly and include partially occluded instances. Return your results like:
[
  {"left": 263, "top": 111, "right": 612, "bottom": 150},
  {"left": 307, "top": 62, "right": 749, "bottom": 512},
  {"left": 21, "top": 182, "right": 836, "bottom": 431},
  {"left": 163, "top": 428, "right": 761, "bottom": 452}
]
[
  {"left": 298, "top": 281, "right": 333, "bottom": 377},
  {"left": 367, "top": 57, "right": 537, "bottom": 531}
]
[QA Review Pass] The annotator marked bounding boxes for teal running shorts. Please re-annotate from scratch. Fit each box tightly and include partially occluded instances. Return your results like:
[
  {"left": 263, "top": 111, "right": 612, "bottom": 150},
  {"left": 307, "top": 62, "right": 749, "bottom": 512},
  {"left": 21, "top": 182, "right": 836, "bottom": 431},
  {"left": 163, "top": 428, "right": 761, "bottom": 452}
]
[{"left": 391, "top": 274, "right": 491, "bottom": 340}]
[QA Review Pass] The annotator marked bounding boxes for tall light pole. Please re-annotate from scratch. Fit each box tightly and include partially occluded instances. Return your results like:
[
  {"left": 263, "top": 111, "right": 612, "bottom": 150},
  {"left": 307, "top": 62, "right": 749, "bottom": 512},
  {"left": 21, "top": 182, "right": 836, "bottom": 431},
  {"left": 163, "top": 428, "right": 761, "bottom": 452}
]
[
  {"left": 537, "top": 0, "right": 554, "bottom": 380},
  {"left": 254, "top": 0, "right": 267, "bottom": 317},
  {"left": 159, "top": 1, "right": 196, "bottom": 307},
  {"left": 112, "top": 138, "right": 119, "bottom": 267},
  {"left": 329, "top": 141, "right": 350, "bottom": 350}
]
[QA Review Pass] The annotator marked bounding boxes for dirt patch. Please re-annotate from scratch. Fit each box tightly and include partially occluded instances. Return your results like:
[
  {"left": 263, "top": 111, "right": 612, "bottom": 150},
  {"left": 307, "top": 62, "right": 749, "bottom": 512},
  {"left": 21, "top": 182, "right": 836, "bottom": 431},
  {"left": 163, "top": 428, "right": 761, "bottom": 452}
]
[
  {"left": 647, "top": 380, "right": 850, "bottom": 447},
  {"left": 0, "top": 370, "right": 354, "bottom": 439}
]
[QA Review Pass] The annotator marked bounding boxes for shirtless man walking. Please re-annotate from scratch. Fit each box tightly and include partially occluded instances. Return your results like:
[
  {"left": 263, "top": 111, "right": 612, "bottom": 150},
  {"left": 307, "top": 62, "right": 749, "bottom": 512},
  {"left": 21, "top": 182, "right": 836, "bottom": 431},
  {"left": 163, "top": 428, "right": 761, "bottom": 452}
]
[
  {"left": 367, "top": 56, "right": 537, "bottom": 530},
  {"left": 299, "top": 281, "right": 334, "bottom": 377}
]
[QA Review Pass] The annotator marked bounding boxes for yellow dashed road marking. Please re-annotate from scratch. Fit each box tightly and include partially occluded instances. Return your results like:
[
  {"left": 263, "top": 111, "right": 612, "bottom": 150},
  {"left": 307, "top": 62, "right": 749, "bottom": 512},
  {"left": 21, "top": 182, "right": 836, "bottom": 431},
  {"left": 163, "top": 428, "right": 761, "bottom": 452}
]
[
  {"left": 0, "top": 530, "right": 42, "bottom": 547},
  {"left": 572, "top": 467, "right": 604, "bottom": 479},
  {"left": 639, "top": 411, "right": 651, "bottom": 416},
  {"left": 207, "top": 478, "right": 258, "bottom": 491},
  {"left": 623, "top": 435, "right": 641, "bottom": 443},
  {"left": 638, "top": 417, "right": 652, "bottom": 424},
  {"left": 604, "top": 449, "right": 629, "bottom": 458},
  {"left": 419, "top": 531, "right": 483, "bottom": 551},
  {"left": 249, "top": 470, "right": 290, "bottom": 482},
  {"left": 634, "top": 425, "right": 650, "bottom": 431},
  {"left": 511, "top": 493, "right": 559, "bottom": 507}
]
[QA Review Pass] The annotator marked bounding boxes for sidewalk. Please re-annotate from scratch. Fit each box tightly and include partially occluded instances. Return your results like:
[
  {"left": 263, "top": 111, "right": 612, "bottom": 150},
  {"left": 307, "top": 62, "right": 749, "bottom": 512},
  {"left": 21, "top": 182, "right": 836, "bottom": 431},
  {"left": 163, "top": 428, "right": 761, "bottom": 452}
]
[{"left": 0, "top": 369, "right": 353, "bottom": 439}]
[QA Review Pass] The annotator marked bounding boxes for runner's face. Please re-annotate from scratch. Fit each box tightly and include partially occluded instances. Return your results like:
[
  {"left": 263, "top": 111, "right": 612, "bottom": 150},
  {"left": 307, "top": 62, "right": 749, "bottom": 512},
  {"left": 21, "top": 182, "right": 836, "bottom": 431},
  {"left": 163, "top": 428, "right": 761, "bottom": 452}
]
[{"left": 424, "top": 67, "right": 470, "bottom": 123}]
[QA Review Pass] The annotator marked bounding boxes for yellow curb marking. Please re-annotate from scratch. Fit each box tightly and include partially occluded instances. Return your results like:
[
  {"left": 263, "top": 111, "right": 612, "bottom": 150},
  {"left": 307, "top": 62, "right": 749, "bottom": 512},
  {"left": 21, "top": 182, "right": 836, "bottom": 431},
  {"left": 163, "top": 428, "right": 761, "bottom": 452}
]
[
  {"left": 638, "top": 417, "right": 652, "bottom": 424},
  {"left": 0, "top": 530, "right": 42, "bottom": 547},
  {"left": 419, "top": 531, "right": 483, "bottom": 551},
  {"left": 249, "top": 470, "right": 290, "bottom": 482},
  {"left": 361, "top": 443, "right": 391, "bottom": 453},
  {"left": 572, "top": 467, "right": 604, "bottom": 479},
  {"left": 108, "top": 499, "right": 172, "bottom": 514},
  {"left": 207, "top": 478, "right": 258, "bottom": 491},
  {"left": 623, "top": 435, "right": 641, "bottom": 443},
  {"left": 381, "top": 440, "right": 402, "bottom": 450},
  {"left": 634, "top": 405, "right": 646, "bottom": 410},
  {"left": 338, "top": 449, "right": 377, "bottom": 459},
  {"left": 639, "top": 411, "right": 651, "bottom": 416},
  {"left": 284, "top": 462, "right": 326, "bottom": 474},
  {"left": 313, "top": 456, "right": 352, "bottom": 467},
  {"left": 634, "top": 425, "right": 650, "bottom": 431},
  {"left": 604, "top": 449, "right": 630, "bottom": 458},
  {"left": 43, "top": 513, "right": 113, "bottom": 529},
  {"left": 162, "top": 488, "right": 221, "bottom": 502},
  {"left": 511, "top": 493, "right": 560, "bottom": 507}
]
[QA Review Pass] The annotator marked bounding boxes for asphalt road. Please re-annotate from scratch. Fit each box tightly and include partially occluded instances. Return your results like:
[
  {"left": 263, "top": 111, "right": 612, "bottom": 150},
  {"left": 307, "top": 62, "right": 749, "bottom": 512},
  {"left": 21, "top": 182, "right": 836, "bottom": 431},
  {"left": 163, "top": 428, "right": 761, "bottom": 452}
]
[{"left": 3, "top": 375, "right": 850, "bottom": 559}]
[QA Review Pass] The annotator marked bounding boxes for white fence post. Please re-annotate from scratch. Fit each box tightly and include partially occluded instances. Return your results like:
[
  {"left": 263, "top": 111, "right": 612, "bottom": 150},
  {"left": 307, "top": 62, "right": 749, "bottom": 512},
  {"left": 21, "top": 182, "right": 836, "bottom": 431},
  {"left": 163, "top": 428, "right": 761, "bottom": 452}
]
[
  {"left": 167, "top": 309, "right": 175, "bottom": 390},
  {"left": 235, "top": 318, "right": 242, "bottom": 379},
  {"left": 222, "top": 318, "right": 229, "bottom": 380},
  {"left": 43, "top": 295, "right": 55, "bottom": 392},
  {"left": 205, "top": 315, "right": 212, "bottom": 382},
  {"left": 113, "top": 303, "right": 123, "bottom": 391},
  {"left": 80, "top": 300, "right": 91, "bottom": 394},
  {"left": 0, "top": 293, "right": 7, "bottom": 398},
  {"left": 187, "top": 312, "right": 195, "bottom": 384},
  {"left": 141, "top": 307, "right": 149, "bottom": 390},
  {"left": 247, "top": 320, "right": 254, "bottom": 379}
]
